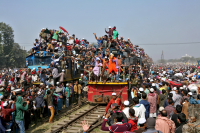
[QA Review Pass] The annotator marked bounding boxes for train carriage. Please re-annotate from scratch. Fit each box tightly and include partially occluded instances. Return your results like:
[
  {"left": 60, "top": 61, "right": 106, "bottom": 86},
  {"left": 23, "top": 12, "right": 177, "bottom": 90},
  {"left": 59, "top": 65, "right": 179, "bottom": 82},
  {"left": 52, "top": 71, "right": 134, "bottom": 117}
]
[{"left": 87, "top": 82, "right": 129, "bottom": 104}]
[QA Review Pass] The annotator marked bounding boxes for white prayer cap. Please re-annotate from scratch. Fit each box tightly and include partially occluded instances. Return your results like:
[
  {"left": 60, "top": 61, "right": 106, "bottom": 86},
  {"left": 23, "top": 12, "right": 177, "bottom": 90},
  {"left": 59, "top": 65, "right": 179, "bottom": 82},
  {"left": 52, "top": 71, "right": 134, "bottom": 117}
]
[
  {"left": 62, "top": 69, "right": 65, "bottom": 72},
  {"left": 183, "top": 85, "right": 186, "bottom": 89},
  {"left": 188, "top": 92, "right": 192, "bottom": 96},
  {"left": 112, "top": 92, "right": 117, "bottom": 96},
  {"left": 163, "top": 71, "right": 166, "bottom": 74},
  {"left": 192, "top": 77, "right": 196, "bottom": 81},
  {"left": 96, "top": 57, "right": 100, "bottom": 61},
  {"left": 66, "top": 83, "right": 69, "bottom": 86},
  {"left": 108, "top": 26, "right": 112, "bottom": 28},
  {"left": 3, "top": 102, "right": 8, "bottom": 107},
  {"left": 152, "top": 83, "right": 156, "bottom": 86},
  {"left": 138, "top": 118, "right": 146, "bottom": 124},
  {"left": 38, "top": 91, "right": 42, "bottom": 95},
  {"left": 139, "top": 87, "right": 144, "bottom": 92},
  {"left": 56, "top": 82, "right": 60, "bottom": 85},
  {"left": 173, "top": 87, "right": 177, "bottom": 91},
  {"left": 150, "top": 88, "right": 154, "bottom": 92},
  {"left": 150, "top": 79, "right": 154, "bottom": 82},
  {"left": 124, "top": 100, "right": 129, "bottom": 106},
  {"left": 159, "top": 106, "right": 165, "bottom": 112},
  {"left": 180, "top": 87, "right": 184, "bottom": 90}
]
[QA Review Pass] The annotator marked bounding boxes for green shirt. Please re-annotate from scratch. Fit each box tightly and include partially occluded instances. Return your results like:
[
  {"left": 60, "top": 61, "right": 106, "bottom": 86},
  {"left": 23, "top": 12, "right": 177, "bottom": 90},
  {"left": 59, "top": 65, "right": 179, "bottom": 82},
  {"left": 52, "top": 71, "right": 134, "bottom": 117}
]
[
  {"left": 144, "top": 89, "right": 150, "bottom": 96},
  {"left": 65, "top": 87, "right": 71, "bottom": 98},
  {"left": 113, "top": 30, "right": 119, "bottom": 39},
  {"left": 15, "top": 96, "right": 29, "bottom": 121}
]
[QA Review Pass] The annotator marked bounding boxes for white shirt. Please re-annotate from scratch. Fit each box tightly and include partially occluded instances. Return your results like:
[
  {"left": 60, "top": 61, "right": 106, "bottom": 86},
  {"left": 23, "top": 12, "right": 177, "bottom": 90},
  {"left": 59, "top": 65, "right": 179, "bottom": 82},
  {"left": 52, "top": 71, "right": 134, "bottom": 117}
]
[
  {"left": 170, "top": 91, "right": 176, "bottom": 101},
  {"left": 133, "top": 104, "right": 146, "bottom": 119},
  {"left": 122, "top": 107, "right": 130, "bottom": 119}
]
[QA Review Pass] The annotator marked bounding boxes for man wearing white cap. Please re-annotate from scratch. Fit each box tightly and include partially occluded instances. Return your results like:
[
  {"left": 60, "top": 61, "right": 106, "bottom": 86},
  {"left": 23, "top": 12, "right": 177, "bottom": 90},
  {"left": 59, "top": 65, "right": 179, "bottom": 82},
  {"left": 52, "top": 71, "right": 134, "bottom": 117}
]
[
  {"left": 122, "top": 100, "right": 130, "bottom": 119},
  {"left": 65, "top": 83, "right": 71, "bottom": 108},
  {"left": 188, "top": 92, "right": 198, "bottom": 104},
  {"left": 105, "top": 26, "right": 113, "bottom": 37},
  {"left": 148, "top": 88, "right": 157, "bottom": 118},
  {"left": 170, "top": 87, "right": 177, "bottom": 101},
  {"left": 134, "top": 118, "right": 146, "bottom": 133},
  {"left": 105, "top": 92, "right": 122, "bottom": 113}
]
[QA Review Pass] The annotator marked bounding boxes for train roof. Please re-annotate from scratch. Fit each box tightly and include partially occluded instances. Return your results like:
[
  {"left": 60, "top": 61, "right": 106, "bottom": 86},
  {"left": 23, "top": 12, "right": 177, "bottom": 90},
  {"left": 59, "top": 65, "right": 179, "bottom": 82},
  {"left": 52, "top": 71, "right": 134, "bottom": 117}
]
[{"left": 26, "top": 51, "right": 53, "bottom": 58}]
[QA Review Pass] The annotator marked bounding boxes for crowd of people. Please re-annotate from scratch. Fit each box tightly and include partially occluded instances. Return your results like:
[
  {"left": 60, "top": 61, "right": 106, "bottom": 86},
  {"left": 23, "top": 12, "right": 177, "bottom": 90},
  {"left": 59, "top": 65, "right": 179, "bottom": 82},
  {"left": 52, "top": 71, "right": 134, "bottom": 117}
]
[
  {"left": 0, "top": 26, "right": 152, "bottom": 133},
  {"left": 0, "top": 26, "right": 199, "bottom": 133},
  {"left": 81, "top": 65, "right": 200, "bottom": 133}
]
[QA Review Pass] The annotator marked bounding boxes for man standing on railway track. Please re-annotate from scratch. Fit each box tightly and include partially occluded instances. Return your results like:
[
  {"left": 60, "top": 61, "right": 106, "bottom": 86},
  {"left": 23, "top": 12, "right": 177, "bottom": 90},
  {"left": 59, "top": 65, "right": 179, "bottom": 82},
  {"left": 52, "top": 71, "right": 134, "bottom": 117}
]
[
  {"left": 74, "top": 81, "right": 82, "bottom": 104},
  {"left": 65, "top": 83, "right": 71, "bottom": 108},
  {"left": 105, "top": 92, "right": 122, "bottom": 114},
  {"left": 44, "top": 85, "right": 56, "bottom": 123}
]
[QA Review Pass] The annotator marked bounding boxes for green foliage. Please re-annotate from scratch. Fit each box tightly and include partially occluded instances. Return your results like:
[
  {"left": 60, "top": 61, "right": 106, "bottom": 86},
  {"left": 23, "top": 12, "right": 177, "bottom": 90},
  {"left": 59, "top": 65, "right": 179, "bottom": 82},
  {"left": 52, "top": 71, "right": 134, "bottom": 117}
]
[{"left": 0, "top": 22, "right": 27, "bottom": 68}]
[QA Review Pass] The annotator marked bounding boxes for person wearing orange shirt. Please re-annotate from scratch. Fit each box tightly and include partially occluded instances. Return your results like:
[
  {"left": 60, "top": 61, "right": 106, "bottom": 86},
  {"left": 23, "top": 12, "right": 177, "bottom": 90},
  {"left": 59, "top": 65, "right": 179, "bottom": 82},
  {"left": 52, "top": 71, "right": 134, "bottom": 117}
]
[{"left": 105, "top": 92, "right": 122, "bottom": 113}]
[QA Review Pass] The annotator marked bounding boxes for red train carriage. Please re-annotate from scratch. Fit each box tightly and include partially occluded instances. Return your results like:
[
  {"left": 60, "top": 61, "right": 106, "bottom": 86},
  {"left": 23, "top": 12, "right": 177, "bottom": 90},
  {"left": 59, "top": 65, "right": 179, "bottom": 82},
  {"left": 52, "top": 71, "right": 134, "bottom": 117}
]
[{"left": 87, "top": 82, "right": 129, "bottom": 104}]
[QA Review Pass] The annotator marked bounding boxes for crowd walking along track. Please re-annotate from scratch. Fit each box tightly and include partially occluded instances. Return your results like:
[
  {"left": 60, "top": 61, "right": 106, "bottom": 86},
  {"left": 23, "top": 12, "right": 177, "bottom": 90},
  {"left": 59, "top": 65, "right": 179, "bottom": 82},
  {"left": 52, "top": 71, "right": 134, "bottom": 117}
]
[{"left": 50, "top": 105, "right": 105, "bottom": 133}]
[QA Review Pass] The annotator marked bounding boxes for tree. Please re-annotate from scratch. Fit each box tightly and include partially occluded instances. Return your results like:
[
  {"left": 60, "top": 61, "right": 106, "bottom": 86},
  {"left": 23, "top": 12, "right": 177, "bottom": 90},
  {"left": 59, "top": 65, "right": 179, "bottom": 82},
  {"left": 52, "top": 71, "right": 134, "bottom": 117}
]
[{"left": 0, "top": 22, "right": 27, "bottom": 68}]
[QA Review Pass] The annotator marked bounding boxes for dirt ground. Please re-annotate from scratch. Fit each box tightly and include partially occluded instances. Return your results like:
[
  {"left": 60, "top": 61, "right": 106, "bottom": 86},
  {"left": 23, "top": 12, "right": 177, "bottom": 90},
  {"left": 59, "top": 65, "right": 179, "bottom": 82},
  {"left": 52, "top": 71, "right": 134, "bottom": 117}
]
[{"left": 26, "top": 104, "right": 91, "bottom": 133}]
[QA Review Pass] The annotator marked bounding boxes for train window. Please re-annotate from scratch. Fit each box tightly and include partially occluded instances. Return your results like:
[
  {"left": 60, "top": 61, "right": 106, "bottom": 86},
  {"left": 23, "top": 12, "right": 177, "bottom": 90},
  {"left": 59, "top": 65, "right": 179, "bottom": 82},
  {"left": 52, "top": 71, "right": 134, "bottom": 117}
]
[
  {"left": 27, "top": 59, "right": 33, "bottom": 66},
  {"left": 33, "top": 57, "right": 51, "bottom": 65}
]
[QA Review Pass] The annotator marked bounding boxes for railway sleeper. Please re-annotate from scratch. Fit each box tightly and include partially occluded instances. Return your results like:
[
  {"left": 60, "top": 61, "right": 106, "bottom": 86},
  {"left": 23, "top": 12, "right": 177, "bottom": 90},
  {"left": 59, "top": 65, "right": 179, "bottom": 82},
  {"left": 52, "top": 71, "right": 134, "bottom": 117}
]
[
  {"left": 79, "top": 118, "right": 96, "bottom": 122},
  {"left": 57, "top": 122, "right": 67, "bottom": 125}
]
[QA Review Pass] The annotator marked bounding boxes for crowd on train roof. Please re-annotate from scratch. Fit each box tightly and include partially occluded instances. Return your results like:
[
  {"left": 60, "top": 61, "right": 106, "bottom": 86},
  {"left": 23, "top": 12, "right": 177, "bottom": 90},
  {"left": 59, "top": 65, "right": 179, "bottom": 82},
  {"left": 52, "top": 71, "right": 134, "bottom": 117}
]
[{"left": 0, "top": 26, "right": 199, "bottom": 133}]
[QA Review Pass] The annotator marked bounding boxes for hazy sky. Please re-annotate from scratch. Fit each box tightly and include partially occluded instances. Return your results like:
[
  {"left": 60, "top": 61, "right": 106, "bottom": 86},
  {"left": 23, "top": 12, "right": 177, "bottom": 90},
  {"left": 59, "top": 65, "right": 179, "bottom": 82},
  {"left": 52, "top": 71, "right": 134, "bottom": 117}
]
[{"left": 1, "top": 0, "right": 200, "bottom": 61}]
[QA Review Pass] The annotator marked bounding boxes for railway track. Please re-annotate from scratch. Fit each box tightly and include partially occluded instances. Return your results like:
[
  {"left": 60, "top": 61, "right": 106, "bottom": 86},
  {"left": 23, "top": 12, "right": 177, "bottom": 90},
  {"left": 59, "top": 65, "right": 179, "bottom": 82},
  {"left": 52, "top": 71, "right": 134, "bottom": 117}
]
[
  {"left": 50, "top": 105, "right": 105, "bottom": 133},
  {"left": 38, "top": 99, "right": 88, "bottom": 133}
]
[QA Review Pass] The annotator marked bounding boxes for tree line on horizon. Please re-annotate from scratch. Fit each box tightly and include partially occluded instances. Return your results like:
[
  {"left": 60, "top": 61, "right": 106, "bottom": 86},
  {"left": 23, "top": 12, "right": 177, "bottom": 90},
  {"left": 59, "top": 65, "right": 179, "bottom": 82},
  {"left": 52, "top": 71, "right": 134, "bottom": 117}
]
[{"left": 0, "top": 22, "right": 27, "bottom": 68}]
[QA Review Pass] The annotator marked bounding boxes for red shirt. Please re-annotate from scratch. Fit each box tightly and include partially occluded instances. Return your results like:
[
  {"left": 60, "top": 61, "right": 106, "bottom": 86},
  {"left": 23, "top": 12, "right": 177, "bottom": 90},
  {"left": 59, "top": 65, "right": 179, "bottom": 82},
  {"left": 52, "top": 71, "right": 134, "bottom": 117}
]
[
  {"left": 128, "top": 119, "right": 138, "bottom": 132},
  {"left": 2, "top": 107, "right": 16, "bottom": 122},
  {"left": 76, "top": 39, "right": 80, "bottom": 44},
  {"left": 105, "top": 98, "right": 122, "bottom": 113},
  {"left": 11, "top": 77, "right": 15, "bottom": 82},
  {"left": 32, "top": 71, "right": 36, "bottom": 75},
  {"left": 7, "top": 86, "right": 11, "bottom": 93}
]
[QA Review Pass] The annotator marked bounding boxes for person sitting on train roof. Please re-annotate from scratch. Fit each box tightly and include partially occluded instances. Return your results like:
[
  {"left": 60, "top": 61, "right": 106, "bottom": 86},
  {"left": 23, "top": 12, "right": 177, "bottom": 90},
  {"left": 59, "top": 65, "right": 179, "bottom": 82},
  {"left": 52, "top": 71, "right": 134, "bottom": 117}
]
[
  {"left": 105, "top": 92, "right": 122, "bottom": 113},
  {"left": 101, "top": 111, "right": 131, "bottom": 133},
  {"left": 105, "top": 26, "right": 113, "bottom": 37}
]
